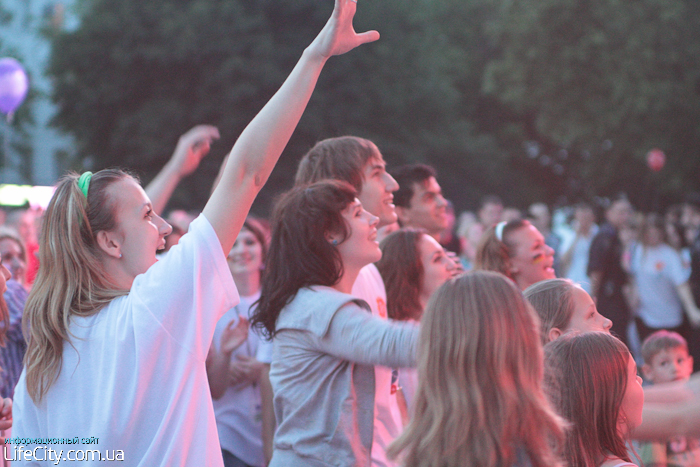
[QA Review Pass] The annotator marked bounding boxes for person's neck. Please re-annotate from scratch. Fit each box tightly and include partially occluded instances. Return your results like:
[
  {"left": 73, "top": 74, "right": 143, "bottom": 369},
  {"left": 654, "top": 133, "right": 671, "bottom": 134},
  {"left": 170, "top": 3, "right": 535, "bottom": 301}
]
[
  {"left": 331, "top": 266, "right": 362, "bottom": 295},
  {"left": 419, "top": 294, "right": 429, "bottom": 312},
  {"left": 232, "top": 272, "right": 260, "bottom": 297}
]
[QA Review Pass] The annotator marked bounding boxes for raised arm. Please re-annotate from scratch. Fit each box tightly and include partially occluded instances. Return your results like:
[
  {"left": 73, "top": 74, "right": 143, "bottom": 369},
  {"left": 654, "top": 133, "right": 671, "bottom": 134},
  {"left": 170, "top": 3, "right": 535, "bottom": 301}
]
[
  {"left": 145, "top": 125, "right": 220, "bottom": 214},
  {"left": 202, "top": 0, "right": 379, "bottom": 254}
]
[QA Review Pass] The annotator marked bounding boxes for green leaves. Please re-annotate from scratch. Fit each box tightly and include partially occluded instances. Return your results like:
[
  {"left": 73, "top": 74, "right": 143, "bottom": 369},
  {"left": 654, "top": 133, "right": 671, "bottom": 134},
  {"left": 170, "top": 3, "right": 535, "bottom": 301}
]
[{"left": 49, "top": 0, "right": 700, "bottom": 214}]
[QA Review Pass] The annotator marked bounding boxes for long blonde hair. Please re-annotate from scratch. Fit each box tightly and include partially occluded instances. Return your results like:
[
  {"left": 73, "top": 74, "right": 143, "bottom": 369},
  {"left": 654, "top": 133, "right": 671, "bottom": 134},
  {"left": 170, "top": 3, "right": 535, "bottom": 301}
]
[
  {"left": 388, "top": 271, "right": 564, "bottom": 467},
  {"left": 23, "top": 170, "right": 131, "bottom": 402}
]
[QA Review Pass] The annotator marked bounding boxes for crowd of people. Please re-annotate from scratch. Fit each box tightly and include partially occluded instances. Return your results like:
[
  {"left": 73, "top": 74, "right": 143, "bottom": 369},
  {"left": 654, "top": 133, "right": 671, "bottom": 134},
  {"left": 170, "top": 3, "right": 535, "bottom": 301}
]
[{"left": 1, "top": 1, "right": 700, "bottom": 466}]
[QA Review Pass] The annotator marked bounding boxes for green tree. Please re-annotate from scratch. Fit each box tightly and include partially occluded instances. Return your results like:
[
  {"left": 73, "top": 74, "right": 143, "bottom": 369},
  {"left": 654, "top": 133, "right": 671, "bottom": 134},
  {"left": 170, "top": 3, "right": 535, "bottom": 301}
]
[{"left": 483, "top": 0, "right": 700, "bottom": 205}]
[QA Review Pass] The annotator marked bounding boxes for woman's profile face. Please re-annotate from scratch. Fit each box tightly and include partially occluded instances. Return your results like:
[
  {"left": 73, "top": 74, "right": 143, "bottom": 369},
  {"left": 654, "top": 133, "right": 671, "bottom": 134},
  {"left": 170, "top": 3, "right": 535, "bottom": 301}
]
[
  {"left": 418, "top": 235, "right": 458, "bottom": 303},
  {"left": 620, "top": 353, "right": 644, "bottom": 434},
  {"left": 507, "top": 223, "right": 555, "bottom": 290},
  {"left": 0, "top": 238, "right": 25, "bottom": 285},
  {"left": 108, "top": 178, "right": 172, "bottom": 279},
  {"left": 334, "top": 198, "right": 381, "bottom": 271},
  {"left": 227, "top": 227, "right": 264, "bottom": 277},
  {"left": 565, "top": 286, "right": 612, "bottom": 334}
]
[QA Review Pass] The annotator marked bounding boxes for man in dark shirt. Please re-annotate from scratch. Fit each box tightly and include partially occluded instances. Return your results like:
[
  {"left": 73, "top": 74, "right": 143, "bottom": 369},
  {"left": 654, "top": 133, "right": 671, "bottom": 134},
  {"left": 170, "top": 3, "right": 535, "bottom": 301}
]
[
  {"left": 684, "top": 195, "right": 700, "bottom": 370},
  {"left": 588, "top": 196, "right": 632, "bottom": 346}
]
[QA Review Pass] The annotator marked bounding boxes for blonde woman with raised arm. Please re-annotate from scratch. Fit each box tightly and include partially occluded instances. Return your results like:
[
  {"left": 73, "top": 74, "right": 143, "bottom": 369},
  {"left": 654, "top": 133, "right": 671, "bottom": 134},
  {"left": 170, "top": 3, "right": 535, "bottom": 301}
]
[{"left": 12, "top": 2, "right": 377, "bottom": 465}]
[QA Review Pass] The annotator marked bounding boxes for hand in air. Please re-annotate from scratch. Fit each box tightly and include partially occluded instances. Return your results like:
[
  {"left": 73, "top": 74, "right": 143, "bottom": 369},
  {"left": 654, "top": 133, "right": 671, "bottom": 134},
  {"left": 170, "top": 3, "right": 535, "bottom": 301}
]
[
  {"left": 172, "top": 125, "right": 220, "bottom": 178},
  {"left": 310, "top": 0, "right": 380, "bottom": 60},
  {"left": 220, "top": 316, "right": 249, "bottom": 355}
]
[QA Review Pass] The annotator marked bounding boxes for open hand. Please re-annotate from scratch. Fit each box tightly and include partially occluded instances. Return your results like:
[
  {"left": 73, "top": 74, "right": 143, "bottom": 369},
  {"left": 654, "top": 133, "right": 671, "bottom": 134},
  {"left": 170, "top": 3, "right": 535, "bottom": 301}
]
[
  {"left": 172, "top": 125, "right": 220, "bottom": 178},
  {"left": 309, "top": 0, "right": 380, "bottom": 60},
  {"left": 221, "top": 316, "right": 249, "bottom": 355}
]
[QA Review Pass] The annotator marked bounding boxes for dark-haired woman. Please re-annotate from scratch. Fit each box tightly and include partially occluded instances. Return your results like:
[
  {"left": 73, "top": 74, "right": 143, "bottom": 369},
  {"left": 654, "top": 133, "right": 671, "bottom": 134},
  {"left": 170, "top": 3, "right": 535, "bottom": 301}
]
[
  {"left": 207, "top": 218, "right": 275, "bottom": 467},
  {"left": 376, "top": 228, "right": 459, "bottom": 409},
  {"left": 252, "top": 180, "right": 418, "bottom": 466}
]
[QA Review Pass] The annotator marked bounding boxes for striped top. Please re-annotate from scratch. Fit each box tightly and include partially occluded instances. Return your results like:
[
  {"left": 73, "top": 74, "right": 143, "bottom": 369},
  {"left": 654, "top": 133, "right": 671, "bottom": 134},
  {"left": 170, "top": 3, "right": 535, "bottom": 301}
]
[{"left": 0, "top": 279, "right": 27, "bottom": 398}]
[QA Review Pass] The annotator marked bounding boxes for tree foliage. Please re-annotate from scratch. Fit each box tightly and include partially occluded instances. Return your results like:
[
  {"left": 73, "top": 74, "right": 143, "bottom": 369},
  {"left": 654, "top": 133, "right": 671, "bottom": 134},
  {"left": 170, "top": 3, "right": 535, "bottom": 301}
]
[{"left": 49, "top": 0, "right": 700, "bottom": 215}]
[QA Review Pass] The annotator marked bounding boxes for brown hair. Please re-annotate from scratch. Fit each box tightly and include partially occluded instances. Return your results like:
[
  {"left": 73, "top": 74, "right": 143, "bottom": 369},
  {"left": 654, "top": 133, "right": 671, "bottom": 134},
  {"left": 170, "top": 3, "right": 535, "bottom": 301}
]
[
  {"left": 251, "top": 180, "right": 357, "bottom": 338},
  {"left": 543, "top": 332, "right": 632, "bottom": 466},
  {"left": 641, "top": 330, "right": 688, "bottom": 364},
  {"left": 23, "top": 169, "right": 132, "bottom": 402},
  {"left": 376, "top": 228, "right": 425, "bottom": 321},
  {"left": 524, "top": 279, "right": 578, "bottom": 345},
  {"left": 474, "top": 219, "right": 529, "bottom": 280},
  {"left": 388, "top": 271, "right": 564, "bottom": 467},
  {"left": 294, "top": 136, "right": 379, "bottom": 192}
]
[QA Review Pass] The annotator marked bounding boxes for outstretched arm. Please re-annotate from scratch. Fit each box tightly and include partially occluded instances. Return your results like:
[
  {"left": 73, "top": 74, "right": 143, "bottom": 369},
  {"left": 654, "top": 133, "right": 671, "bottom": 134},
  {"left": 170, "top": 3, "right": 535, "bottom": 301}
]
[
  {"left": 145, "top": 125, "right": 220, "bottom": 214},
  {"left": 203, "top": 0, "right": 379, "bottom": 254}
]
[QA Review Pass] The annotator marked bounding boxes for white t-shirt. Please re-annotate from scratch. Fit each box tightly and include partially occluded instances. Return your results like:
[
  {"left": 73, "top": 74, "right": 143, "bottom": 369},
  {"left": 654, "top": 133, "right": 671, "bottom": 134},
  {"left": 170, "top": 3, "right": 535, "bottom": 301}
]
[
  {"left": 12, "top": 215, "right": 239, "bottom": 466},
  {"left": 631, "top": 244, "right": 689, "bottom": 328},
  {"left": 352, "top": 264, "right": 402, "bottom": 467},
  {"left": 564, "top": 226, "right": 598, "bottom": 293},
  {"left": 212, "top": 291, "right": 272, "bottom": 467}
]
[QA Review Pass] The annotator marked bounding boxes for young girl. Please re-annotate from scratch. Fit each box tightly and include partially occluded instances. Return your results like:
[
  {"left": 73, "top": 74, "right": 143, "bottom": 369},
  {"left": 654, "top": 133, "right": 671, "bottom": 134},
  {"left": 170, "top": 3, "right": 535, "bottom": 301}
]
[
  {"left": 524, "top": 278, "right": 612, "bottom": 344},
  {"left": 375, "top": 228, "right": 459, "bottom": 409},
  {"left": 251, "top": 180, "right": 418, "bottom": 466},
  {"left": 387, "top": 271, "right": 564, "bottom": 467},
  {"left": 13, "top": 1, "right": 378, "bottom": 464},
  {"left": 543, "top": 332, "right": 644, "bottom": 467},
  {"left": 207, "top": 218, "right": 274, "bottom": 467},
  {"left": 475, "top": 219, "right": 556, "bottom": 290},
  {"left": 528, "top": 280, "right": 700, "bottom": 443}
]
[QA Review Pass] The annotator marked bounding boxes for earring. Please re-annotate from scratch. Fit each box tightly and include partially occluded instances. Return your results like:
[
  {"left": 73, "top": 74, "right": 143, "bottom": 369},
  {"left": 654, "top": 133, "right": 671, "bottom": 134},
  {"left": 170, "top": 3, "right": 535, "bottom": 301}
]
[
  {"left": 119, "top": 253, "right": 123, "bottom": 259},
  {"left": 331, "top": 239, "right": 338, "bottom": 246}
]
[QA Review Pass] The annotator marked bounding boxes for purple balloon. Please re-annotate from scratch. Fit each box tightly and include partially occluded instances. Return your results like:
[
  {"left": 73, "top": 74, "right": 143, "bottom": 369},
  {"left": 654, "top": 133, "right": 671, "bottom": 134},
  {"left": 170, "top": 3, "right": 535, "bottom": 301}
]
[{"left": 0, "top": 58, "right": 29, "bottom": 115}]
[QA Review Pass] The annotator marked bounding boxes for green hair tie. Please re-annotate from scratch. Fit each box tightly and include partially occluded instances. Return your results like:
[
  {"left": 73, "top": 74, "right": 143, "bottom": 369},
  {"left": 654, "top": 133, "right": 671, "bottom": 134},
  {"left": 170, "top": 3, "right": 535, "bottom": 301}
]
[{"left": 78, "top": 171, "right": 93, "bottom": 198}]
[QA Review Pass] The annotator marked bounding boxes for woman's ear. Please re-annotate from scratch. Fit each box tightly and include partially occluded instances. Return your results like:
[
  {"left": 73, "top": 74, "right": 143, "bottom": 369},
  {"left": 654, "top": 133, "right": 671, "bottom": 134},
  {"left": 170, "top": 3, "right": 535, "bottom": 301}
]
[
  {"left": 548, "top": 327, "right": 562, "bottom": 342},
  {"left": 96, "top": 230, "right": 122, "bottom": 259}
]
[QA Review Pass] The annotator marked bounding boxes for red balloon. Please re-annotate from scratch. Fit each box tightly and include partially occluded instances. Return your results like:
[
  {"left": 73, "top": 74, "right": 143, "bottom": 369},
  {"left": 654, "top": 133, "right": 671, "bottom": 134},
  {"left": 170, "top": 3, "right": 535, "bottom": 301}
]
[{"left": 647, "top": 148, "right": 666, "bottom": 172}]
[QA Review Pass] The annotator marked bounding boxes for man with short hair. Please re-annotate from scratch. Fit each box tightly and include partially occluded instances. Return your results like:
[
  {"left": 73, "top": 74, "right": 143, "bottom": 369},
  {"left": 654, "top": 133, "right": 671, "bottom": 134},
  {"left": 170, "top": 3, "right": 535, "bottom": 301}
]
[
  {"left": 390, "top": 164, "right": 448, "bottom": 240},
  {"left": 295, "top": 135, "right": 403, "bottom": 467}
]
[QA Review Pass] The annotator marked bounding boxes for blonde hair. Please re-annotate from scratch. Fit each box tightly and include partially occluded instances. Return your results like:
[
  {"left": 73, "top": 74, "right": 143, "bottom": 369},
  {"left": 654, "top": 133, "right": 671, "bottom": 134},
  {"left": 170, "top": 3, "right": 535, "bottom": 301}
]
[
  {"left": 388, "top": 271, "right": 564, "bottom": 467},
  {"left": 474, "top": 219, "right": 529, "bottom": 281},
  {"left": 23, "top": 170, "right": 131, "bottom": 402},
  {"left": 524, "top": 278, "right": 578, "bottom": 345}
]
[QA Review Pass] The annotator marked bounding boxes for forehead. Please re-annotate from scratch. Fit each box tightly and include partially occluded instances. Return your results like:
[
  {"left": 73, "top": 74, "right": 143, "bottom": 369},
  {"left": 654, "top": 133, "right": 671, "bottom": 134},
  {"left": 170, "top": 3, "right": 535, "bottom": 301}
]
[
  {"left": 108, "top": 178, "right": 150, "bottom": 217},
  {"left": 0, "top": 238, "right": 21, "bottom": 251},
  {"left": 510, "top": 224, "right": 544, "bottom": 248},
  {"left": 362, "top": 154, "right": 386, "bottom": 172},
  {"left": 653, "top": 347, "right": 688, "bottom": 361},
  {"left": 418, "top": 234, "right": 442, "bottom": 255},
  {"left": 412, "top": 176, "right": 440, "bottom": 196},
  {"left": 236, "top": 227, "right": 258, "bottom": 241}
]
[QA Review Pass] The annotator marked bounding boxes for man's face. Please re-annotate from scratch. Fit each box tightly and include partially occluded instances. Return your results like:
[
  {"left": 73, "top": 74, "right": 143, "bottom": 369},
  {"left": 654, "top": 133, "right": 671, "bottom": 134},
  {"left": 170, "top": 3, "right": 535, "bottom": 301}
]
[
  {"left": 607, "top": 200, "right": 632, "bottom": 229},
  {"left": 357, "top": 156, "right": 399, "bottom": 228},
  {"left": 395, "top": 176, "right": 448, "bottom": 237}
]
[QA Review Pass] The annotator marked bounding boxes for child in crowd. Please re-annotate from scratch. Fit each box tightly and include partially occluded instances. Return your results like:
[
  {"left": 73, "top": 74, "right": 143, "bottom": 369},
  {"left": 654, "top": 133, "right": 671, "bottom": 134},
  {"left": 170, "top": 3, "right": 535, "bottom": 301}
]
[
  {"left": 524, "top": 278, "right": 613, "bottom": 345},
  {"left": 637, "top": 331, "right": 700, "bottom": 466},
  {"left": 387, "top": 271, "right": 564, "bottom": 467},
  {"left": 543, "top": 332, "right": 644, "bottom": 467}
]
